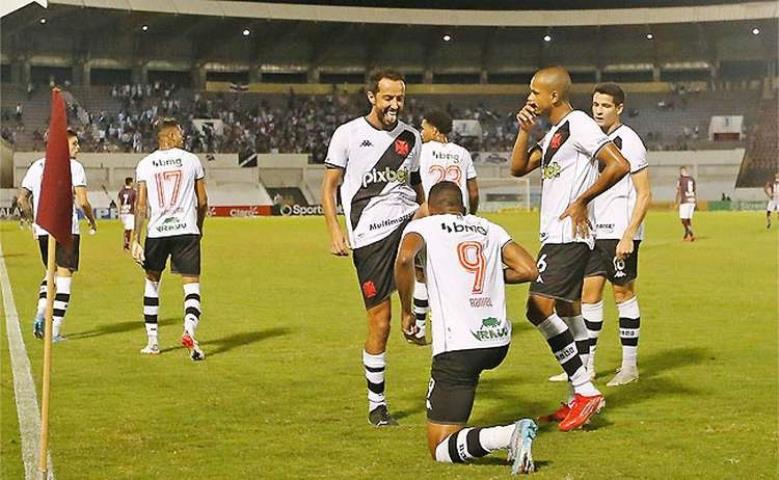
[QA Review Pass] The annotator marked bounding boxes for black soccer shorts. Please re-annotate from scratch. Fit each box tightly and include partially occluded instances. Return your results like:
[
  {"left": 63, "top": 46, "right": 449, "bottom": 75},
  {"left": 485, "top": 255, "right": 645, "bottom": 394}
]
[
  {"left": 38, "top": 235, "right": 80, "bottom": 271},
  {"left": 528, "top": 243, "right": 591, "bottom": 303},
  {"left": 143, "top": 234, "right": 201, "bottom": 275},
  {"left": 584, "top": 239, "right": 641, "bottom": 286},
  {"left": 426, "top": 345, "right": 509, "bottom": 425},
  {"left": 351, "top": 219, "right": 411, "bottom": 309}
]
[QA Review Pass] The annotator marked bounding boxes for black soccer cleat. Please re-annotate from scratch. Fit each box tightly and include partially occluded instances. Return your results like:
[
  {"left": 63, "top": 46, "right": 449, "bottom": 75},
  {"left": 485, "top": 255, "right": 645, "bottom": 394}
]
[{"left": 368, "top": 405, "right": 399, "bottom": 427}]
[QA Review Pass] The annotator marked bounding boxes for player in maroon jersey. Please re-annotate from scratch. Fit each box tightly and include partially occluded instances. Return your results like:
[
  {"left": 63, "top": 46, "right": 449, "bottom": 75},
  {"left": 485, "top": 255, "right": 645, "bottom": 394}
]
[
  {"left": 675, "top": 167, "right": 697, "bottom": 241},
  {"left": 117, "top": 177, "right": 137, "bottom": 251}
]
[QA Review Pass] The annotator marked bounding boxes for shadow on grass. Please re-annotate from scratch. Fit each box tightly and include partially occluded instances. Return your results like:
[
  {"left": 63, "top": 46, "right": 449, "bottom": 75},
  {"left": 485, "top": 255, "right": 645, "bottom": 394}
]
[
  {"left": 201, "top": 327, "right": 291, "bottom": 357},
  {"left": 596, "top": 346, "right": 709, "bottom": 413},
  {"left": 67, "top": 317, "right": 178, "bottom": 340}
]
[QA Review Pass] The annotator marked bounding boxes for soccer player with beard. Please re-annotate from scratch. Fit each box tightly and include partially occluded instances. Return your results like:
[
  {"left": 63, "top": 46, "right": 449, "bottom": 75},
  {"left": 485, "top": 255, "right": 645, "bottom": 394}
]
[
  {"left": 509, "top": 66, "right": 630, "bottom": 431},
  {"left": 321, "top": 70, "right": 424, "bottom": 427}
]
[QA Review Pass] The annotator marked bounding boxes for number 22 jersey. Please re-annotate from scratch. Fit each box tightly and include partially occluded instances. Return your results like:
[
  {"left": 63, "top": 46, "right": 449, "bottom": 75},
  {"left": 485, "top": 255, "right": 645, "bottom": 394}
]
[{"left": 135, "top": 147, "right": 205, "bottom": 238}]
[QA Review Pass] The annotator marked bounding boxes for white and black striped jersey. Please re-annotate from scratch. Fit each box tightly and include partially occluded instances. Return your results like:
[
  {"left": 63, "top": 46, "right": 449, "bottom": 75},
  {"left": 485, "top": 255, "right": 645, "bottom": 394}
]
[
  {"left": 135, "top": 148, "right": 205, "bottom": 239},
  {"left": 21, "top": 158, "right": 87, "bottom": 237},
  {"left": 419, "top": 141, "right": 477, "bottom": 212},
  {"left": 533, "top": 110, "right": 611, "bottom": 246},
  {"left": 326, "top": 117, "right": 422, "bottom": 249},
  {"left": 402, "top": 214, "right": 512, "bottom": 357},
  {"left": 593, "top": 124, "right": 648, "bottom": 241}
]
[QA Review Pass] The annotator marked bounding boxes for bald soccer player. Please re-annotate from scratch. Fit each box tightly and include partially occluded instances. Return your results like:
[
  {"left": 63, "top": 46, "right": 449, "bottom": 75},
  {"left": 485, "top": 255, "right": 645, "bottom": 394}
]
[{"left": 509, "top": 66, "right": 630, "bottom": 431}]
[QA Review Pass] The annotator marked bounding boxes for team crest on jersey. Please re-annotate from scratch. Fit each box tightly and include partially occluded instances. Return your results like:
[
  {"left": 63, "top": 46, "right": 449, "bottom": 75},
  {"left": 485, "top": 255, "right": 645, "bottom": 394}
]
[
  {"left": 550, "top": 132, "right": 563, "bottom": 150},
  {"left": 470, "top": 317, "right": 509, "bottom": 342},
  {"left": 362, "top": 280, "right": 377, "bottom": 298},
  {"left": 394, "top": 139, "right": 410, "bottom": 157}
]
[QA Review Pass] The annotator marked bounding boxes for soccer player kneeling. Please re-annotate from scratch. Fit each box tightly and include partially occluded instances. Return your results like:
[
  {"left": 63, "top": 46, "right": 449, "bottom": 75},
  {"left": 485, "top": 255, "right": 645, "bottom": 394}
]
[{"left": 395, "top": 181, "right": 540, "bottom": 474}]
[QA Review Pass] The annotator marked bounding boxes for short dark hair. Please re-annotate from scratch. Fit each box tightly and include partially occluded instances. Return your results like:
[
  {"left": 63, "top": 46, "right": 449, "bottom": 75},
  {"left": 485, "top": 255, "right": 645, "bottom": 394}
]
[
  {"left": 66, "top": 128, "right": 78, "bottom": 138},
  {"left": 429, "top": 181, "right": 464, "bottom": 212},
  {"left": 125, "top": 177, "right": 133, "bottom": 185},
  {"left": 593, "top": 83, "right": 626, "bottom": 106},
  {"left": 424, "top": 110, "right": 453, "bottom": 135},
  {"left": 368, "top": 69, "right": 405, "bottom": 94}
]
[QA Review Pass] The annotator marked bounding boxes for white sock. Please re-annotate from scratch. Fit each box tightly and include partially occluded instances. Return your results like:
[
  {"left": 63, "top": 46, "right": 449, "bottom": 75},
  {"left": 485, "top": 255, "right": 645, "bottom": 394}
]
[
  {"left": 413, "top": 281, "right": 429, "bottom": 335},
  {"left": 36, "top": 278, "right": 47, "bottom": 319},
  {"left": 582, "top": 300, "right": 604, "bottom": 372},
  {"left": 562, "top": 315, "right": 589, "bottom": 374},
  {"left": 183, "top": 283, "right": 201, "bottom": 337},
  {"left": 144, "top": 279, "right": 160, "bottom": 342},
  {"left": 617, "top": 296, "right": 641, "bottom": 370},
  {"left": 434, "top": 426, "right": 512, "bottom": 463},
  {"left": 363, "top": 350, "right": 386, "bottom": 411},
  {"left": 52, "top": 276, "right": 72, "bottom": 338},
  {"left": 536, "top": 314, "right": 595, "bottom": 394}
]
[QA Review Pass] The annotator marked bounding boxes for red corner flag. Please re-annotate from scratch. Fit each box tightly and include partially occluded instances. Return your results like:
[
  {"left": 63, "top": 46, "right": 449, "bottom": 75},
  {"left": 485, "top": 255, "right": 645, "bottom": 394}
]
[{"left": 37, "top": 89, "right": 73, "bottom": 247}]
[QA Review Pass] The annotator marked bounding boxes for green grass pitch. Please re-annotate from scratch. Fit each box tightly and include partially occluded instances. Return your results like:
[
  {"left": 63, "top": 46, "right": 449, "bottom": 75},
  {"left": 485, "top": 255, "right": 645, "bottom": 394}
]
[{"left": 1, "top": 211, "right": 777, "bottom": 479}]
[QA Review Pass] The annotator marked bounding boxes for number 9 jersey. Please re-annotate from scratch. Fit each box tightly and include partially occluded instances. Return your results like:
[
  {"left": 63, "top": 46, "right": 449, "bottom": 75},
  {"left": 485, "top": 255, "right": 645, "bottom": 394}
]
[
  {"left": 402, "top": 214, "right": 512, "bottom": 356},
  {"left": 135, "top": 147, "right": 205, "bottom": 238}
]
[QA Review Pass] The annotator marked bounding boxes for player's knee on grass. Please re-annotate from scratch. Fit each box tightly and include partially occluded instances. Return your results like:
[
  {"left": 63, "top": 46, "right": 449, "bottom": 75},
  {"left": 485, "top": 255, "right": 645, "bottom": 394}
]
[{"left": 427, "top": 423, "right": 462, "bottom": 459}]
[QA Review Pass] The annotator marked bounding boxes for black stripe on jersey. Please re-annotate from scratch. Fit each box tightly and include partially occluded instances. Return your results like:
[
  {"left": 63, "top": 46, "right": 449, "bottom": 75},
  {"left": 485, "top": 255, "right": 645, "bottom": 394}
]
[
  {"left": 542, "top": 121, "right": 570, "bottom": 169},
  {"left": 349, "top": 129, "right": 417, "bottom": 230}
]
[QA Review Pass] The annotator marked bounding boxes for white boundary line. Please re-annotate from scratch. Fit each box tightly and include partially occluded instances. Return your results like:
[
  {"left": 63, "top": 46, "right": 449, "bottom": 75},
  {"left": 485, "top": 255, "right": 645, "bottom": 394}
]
[{"left": 0, "top": 242, "right": 54, "bottom": 479}]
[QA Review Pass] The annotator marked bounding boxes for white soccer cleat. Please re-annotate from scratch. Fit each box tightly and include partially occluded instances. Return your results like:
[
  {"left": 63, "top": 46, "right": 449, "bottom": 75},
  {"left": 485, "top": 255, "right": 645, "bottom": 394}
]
[
  {"left": 548, "top": 372, "right": 568, "bottom": 382},
  {"left": 607, "top": 367, "right": 639, "bottom": 386},
  {"left": 140, "top": 343, "right": 160, "bottom": 355},
  {"left": 508, "top": 418, "right": 537, "bottom": 475}
]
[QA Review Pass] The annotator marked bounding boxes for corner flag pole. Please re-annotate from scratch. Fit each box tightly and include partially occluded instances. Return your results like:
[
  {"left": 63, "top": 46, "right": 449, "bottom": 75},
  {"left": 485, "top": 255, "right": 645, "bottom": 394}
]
[
  {"left": 37, "top": 238, "right": 56, "bottom": 480},
  {"left": 35, "top": 87, "right": 73, "bottom": 480}
]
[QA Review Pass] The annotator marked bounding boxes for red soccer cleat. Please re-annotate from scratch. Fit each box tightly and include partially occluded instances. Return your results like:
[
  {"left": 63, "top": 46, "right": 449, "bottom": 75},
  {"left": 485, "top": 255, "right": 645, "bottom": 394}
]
[
  {"left": 559, "top": 394, "right": 605, "bottom": 431},
  {"left": 539, "top": 402, "right": 570, "bottom": 423}
]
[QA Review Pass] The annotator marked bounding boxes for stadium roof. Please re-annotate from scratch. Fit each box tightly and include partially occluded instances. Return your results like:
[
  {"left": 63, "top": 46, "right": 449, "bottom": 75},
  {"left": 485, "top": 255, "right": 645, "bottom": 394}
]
[
  {"left": 250, "top": 0, "right": 770, "bottom": 10},
  {"left": 47, "top": 0, "right": 778, "bottom": 26}
]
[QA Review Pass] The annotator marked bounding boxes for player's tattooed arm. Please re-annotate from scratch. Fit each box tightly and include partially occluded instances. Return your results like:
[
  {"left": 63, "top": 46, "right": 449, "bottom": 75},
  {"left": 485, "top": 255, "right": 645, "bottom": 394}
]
[
  {"left": 131, "top": 182, "right": 148, "bottom": 265},
  {"left": 394, "top": 232, "right": 425, "bottom": 339},
  {"left": 502, "top": 241, "right": 538, "bottom": 284},
  {"left": 509, "top": 103, "right": 542, "bottom": 177},
  {"left": 618, "top": 169, "right": 652, "bottom": 259},
  {"left": 195, "top": 178, "right": 208, "bottom": 237},
  {"left": 74, "top": 186, "right": 97, "bottom": 232}
]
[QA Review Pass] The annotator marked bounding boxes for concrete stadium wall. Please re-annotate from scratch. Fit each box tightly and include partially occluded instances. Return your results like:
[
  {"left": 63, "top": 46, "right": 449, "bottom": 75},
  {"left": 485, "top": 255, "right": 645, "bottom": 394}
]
[{"left": 8, "top": 148, "right": 750, "bottom": 208}]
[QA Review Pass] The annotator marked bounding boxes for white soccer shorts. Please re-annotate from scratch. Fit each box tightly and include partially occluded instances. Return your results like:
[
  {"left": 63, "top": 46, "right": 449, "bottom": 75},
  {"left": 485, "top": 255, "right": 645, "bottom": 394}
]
[
  {"left": 679, "top": 203, "right": 695, "bottom": 220},
  {"left": 120, "top": 214, "right": 135, "bottom": 230},
  {"left": 767, "top": 201, "right": 778, "bottom": 212}
]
